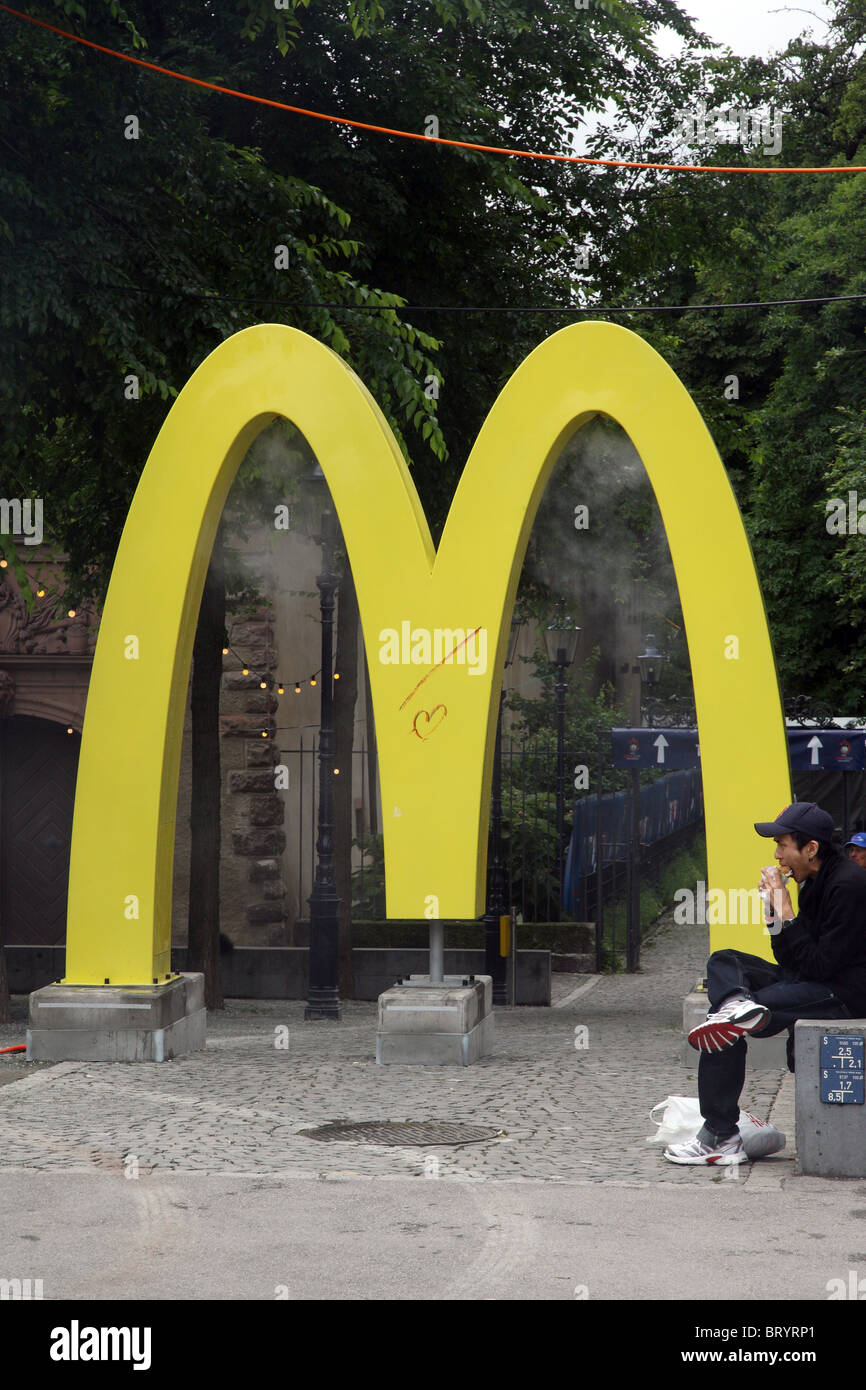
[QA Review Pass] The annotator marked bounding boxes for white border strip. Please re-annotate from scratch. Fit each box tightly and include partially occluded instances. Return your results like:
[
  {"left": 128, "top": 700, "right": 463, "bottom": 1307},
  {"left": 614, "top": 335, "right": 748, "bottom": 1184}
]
[{"left": 551, "top": 975, "right": 602, "bottom": 1010}]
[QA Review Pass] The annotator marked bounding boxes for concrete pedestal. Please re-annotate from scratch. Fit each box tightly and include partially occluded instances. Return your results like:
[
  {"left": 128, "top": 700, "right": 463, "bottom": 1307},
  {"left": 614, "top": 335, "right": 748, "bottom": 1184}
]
[
  {"left": 26, "top": 974, "right": 206, "bottom": 1062},
  {"left": 795, "top": 1020, "right": 866, "bottom": 1177},
  {"left": 376, "top": 974, "right": 494, "bottom": 1065},
  {"left": 682, "top": 989, "right": 788, "bottom": 1068}
]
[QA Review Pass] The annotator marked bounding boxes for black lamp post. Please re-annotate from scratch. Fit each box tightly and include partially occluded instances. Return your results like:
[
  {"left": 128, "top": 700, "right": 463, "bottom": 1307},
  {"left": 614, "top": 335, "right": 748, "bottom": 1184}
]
[
  {"left": 543, "top": 614, "right": 580, "bottom": 917},
  {"left": 301, "top": 462, "right": 341, "bottom": 1021},
  {"left": 625, "top": 634, "right": 666, "bottom": 973},
  {"left": 484, "top": 617, "right": 522, "bottom": 1004},
  {"left": 637, "top": 633, "right": 665, "bottom": 727}
]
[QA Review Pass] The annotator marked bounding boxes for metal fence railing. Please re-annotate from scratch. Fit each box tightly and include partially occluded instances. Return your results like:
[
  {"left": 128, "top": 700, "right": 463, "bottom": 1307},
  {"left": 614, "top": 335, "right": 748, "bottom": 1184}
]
[
  {"left": 282, "top": 734, "right": 379, "bottom": 922},
  {"left": 284, "top": 734, "right": 704, "bottom": 952}
]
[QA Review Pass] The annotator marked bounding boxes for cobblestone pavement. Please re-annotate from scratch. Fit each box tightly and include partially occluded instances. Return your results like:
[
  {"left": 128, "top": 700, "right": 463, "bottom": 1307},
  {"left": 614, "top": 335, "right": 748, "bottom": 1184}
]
[{"left": 0, "top": 918, "right": 789, "bottom": 1186}]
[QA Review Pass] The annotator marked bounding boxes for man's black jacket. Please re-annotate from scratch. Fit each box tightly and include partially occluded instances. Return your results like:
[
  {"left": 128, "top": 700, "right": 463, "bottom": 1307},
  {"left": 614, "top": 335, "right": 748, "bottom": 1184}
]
[{"left": 772, "top": 849, "right": 866, "bottom": 1015}]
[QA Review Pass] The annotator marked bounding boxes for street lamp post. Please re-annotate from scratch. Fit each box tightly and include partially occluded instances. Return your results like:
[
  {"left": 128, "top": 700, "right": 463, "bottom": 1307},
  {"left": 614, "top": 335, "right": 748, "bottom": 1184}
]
[
  {"left": 627, "top": 634, "right": 667, "bottom": 972},
  {"left": 484, "top": 618, "right": 522, "bottom": 1005},
  {"left": 302, "top": 465, "right": 341, "bottom": 1021},
  {"left": 543, "top": 615, "right": 580, "bottom": 920},
  {"left": 637, "top": 633, "right": 664, "bottom": 727}
]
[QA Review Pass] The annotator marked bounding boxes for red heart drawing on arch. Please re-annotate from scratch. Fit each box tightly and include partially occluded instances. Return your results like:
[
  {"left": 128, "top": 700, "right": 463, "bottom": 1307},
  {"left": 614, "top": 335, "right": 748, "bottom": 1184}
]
[{"left": 412, "top": 705, "right": 447, "bottom": 740}]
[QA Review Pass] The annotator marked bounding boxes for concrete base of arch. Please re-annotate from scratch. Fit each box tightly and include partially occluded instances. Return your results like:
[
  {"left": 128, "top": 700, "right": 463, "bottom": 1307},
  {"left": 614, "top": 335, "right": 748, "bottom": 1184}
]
[
  {"left": 26, "top": 973, "right": 206, "bottom": 1063},
  {"left": 375, "top": 974, "right": 494, "bottom": 1065}
]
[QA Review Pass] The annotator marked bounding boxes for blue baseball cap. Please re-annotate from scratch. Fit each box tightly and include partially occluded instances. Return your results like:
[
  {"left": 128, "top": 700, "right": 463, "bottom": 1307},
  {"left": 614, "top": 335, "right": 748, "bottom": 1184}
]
[
  {"left": 845, "top": 833, "right": 866, "bottom": 849},
  {"left": 754, "top": 801, "right": 835, "bottom": 840}
]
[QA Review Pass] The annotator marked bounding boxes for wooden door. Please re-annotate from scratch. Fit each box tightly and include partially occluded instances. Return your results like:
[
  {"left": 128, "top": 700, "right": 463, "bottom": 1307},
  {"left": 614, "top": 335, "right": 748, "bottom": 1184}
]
[{"left": 0, "top": 716, "right": 79, "bottom": 945}]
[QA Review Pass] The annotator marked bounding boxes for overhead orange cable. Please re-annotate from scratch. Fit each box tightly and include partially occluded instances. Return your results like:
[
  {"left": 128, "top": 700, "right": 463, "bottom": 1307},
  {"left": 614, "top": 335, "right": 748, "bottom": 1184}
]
[{"left": 3, "top": 3, "right": 866, "bottom": 174}]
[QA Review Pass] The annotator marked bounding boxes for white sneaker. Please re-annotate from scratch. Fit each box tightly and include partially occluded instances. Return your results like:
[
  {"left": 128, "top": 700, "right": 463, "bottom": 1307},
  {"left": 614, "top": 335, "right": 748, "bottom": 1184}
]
[
  {"left": 664, "top": 1133, "right": 749, "bottom": 1165},
  {"left": 688, "top": 996, "right": 770, "bottom": 1052}
]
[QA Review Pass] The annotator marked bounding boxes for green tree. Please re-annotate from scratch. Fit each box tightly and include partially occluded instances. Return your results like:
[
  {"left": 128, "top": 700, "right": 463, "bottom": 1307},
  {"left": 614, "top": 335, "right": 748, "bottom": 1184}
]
[
  {"left": 0, "top": 0, "right": 446, "bottom": 1013},
  {"left": 580, "top": 1, "right": 866, "bottom": 709},
  {"left": 218, "top": 0, "right": 706, "bottom": 525},
  {"left": 0, "top": 4, "right": 446, "bottom": 587}
]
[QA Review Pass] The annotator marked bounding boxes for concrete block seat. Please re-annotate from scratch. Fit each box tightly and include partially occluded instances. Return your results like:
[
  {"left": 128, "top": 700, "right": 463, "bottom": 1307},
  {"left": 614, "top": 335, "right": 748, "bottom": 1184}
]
[{"left": 795, "top": 1019, "right": 866, "bottom": 1178}]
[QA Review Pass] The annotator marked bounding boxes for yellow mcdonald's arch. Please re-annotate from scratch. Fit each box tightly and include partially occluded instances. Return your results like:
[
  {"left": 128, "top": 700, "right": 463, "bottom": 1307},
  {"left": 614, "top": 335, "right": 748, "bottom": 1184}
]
[{"left": 64, "top": 321, "right": 791, "bottom": 985}]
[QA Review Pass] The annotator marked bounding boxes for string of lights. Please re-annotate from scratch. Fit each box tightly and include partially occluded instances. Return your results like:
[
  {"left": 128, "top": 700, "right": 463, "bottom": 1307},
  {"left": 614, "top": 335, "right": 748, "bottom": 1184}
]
[{"left": 223, "top": 643, "right": 340, "bottom": 700}]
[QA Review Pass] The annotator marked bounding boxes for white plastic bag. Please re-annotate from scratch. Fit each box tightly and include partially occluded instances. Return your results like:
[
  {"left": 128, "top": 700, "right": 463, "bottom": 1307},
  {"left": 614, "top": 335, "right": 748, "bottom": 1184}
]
[
  {"left": 646, "top": 1095, "right": 786, "bottom": 1158},
  {"left": 646, "top": 1095, "right": 702, "bottom": 1146}
]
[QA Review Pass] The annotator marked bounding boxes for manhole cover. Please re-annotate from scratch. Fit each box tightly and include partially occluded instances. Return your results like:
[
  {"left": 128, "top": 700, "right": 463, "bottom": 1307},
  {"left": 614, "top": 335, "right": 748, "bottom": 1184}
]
[{"left": 298, "top": 1120, "right": 504, "bottom": 1147}]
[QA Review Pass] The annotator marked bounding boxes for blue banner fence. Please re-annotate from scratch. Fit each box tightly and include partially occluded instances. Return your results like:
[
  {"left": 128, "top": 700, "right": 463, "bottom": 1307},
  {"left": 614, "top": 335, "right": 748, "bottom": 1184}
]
[{"left": 563, "top": 768, "right": 704, "bottom": 914}]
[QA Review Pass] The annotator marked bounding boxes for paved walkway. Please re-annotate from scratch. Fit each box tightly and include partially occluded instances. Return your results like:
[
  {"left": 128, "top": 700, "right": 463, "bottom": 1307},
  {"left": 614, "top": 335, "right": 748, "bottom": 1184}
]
[
  {"left": 0, "top": 918, "right": 790, "bottom": 1186},
  {"left": 10, "top": 919, "right": 866, "bottom": 1304}
]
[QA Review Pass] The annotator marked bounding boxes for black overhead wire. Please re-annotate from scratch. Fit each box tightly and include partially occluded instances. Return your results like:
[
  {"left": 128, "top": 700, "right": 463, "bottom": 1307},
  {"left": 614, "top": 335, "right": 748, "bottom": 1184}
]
[{"left": 79, "top": 282, "right": 866, "bottom": 315}]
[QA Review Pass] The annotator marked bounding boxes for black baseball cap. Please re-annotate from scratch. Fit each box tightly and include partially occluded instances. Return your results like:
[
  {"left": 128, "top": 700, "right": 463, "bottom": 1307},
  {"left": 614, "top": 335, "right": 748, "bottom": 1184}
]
[{"left": 754, "top": 801, "right": 835, "bottom": 840}]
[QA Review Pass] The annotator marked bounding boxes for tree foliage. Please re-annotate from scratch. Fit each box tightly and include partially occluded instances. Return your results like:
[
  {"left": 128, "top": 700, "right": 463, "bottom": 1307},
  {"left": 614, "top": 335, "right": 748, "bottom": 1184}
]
[
  {"left": 576, "top": 1, "right": 866, "bottom": 709},
  {"left": 3, "top": 0, "right": 710, "bottom": 561},
  {"left": 0, "top": 0, "right": 446, "bottom": 601}
]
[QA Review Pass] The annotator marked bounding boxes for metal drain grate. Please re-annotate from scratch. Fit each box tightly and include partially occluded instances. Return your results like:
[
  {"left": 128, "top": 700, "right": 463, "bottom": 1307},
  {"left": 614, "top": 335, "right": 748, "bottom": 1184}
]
[{"left": 298, "top": 1120, "right": 504, "bottom": 1147}]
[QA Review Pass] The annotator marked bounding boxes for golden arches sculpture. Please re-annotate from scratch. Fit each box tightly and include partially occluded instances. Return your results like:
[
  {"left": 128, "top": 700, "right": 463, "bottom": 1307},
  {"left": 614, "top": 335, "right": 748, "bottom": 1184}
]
[{"left": 64, "top": 322, "right": 790, "bottom": 984}]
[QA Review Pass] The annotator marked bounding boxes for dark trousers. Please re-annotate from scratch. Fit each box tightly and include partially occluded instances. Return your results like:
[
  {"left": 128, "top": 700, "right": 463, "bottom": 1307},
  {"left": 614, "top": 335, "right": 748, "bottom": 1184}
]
[{"left": 697, "top": 949, "right": 850, "bottom": 1142}]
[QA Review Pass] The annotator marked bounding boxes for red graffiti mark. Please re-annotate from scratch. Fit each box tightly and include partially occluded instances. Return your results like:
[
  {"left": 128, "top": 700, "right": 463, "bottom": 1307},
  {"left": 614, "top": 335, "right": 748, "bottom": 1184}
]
[
  {"left": 412, "top": 705, "right": 447, "bottom": 740},
  {"left": 398, "top": 627, "right": 483, "bottom": 711}
]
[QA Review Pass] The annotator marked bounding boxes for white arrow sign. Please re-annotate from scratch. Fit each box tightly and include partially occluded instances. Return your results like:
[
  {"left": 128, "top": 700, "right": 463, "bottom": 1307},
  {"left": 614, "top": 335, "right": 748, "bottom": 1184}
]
[
  {"left": 808, "top": 735, "right": 823, "bottom": 766},
  {"left": 654, "top": 734, "right": 669, "bottom": 764}
]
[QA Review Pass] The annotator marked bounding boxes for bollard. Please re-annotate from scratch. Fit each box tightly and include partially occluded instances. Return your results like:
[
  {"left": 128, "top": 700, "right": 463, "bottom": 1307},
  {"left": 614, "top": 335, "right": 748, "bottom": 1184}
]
[{"left": 429, "top": 919, "right": 444, "bottom": 984}]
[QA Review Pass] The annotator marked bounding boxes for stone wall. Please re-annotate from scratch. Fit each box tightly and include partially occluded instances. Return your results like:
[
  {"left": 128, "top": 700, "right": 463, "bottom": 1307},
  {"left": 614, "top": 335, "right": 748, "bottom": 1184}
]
[{"left": 171, "top": 604, "right": 290, "bottom": 948}]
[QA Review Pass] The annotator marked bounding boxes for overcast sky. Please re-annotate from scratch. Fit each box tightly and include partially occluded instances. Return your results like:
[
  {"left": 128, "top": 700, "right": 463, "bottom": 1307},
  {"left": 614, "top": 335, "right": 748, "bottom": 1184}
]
[
  {"left": 654, "top": 0, "right": 835, "bottom": 58},
  {"left": 568, "top": 2, "right": 838, "bottom": 153}
]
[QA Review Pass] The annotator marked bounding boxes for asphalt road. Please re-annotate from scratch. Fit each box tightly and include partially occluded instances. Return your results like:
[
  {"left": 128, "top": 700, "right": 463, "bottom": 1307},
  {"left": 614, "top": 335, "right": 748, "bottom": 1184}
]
[{"left": 2, "top": 1167, "right": 865, "bottom": 1302}]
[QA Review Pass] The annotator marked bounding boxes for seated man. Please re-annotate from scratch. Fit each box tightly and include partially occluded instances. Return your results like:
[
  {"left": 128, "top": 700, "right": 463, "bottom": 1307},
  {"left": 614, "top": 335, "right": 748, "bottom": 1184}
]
[{"left": 665, "top": 801, "right": 866, "bottom": 1165}]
